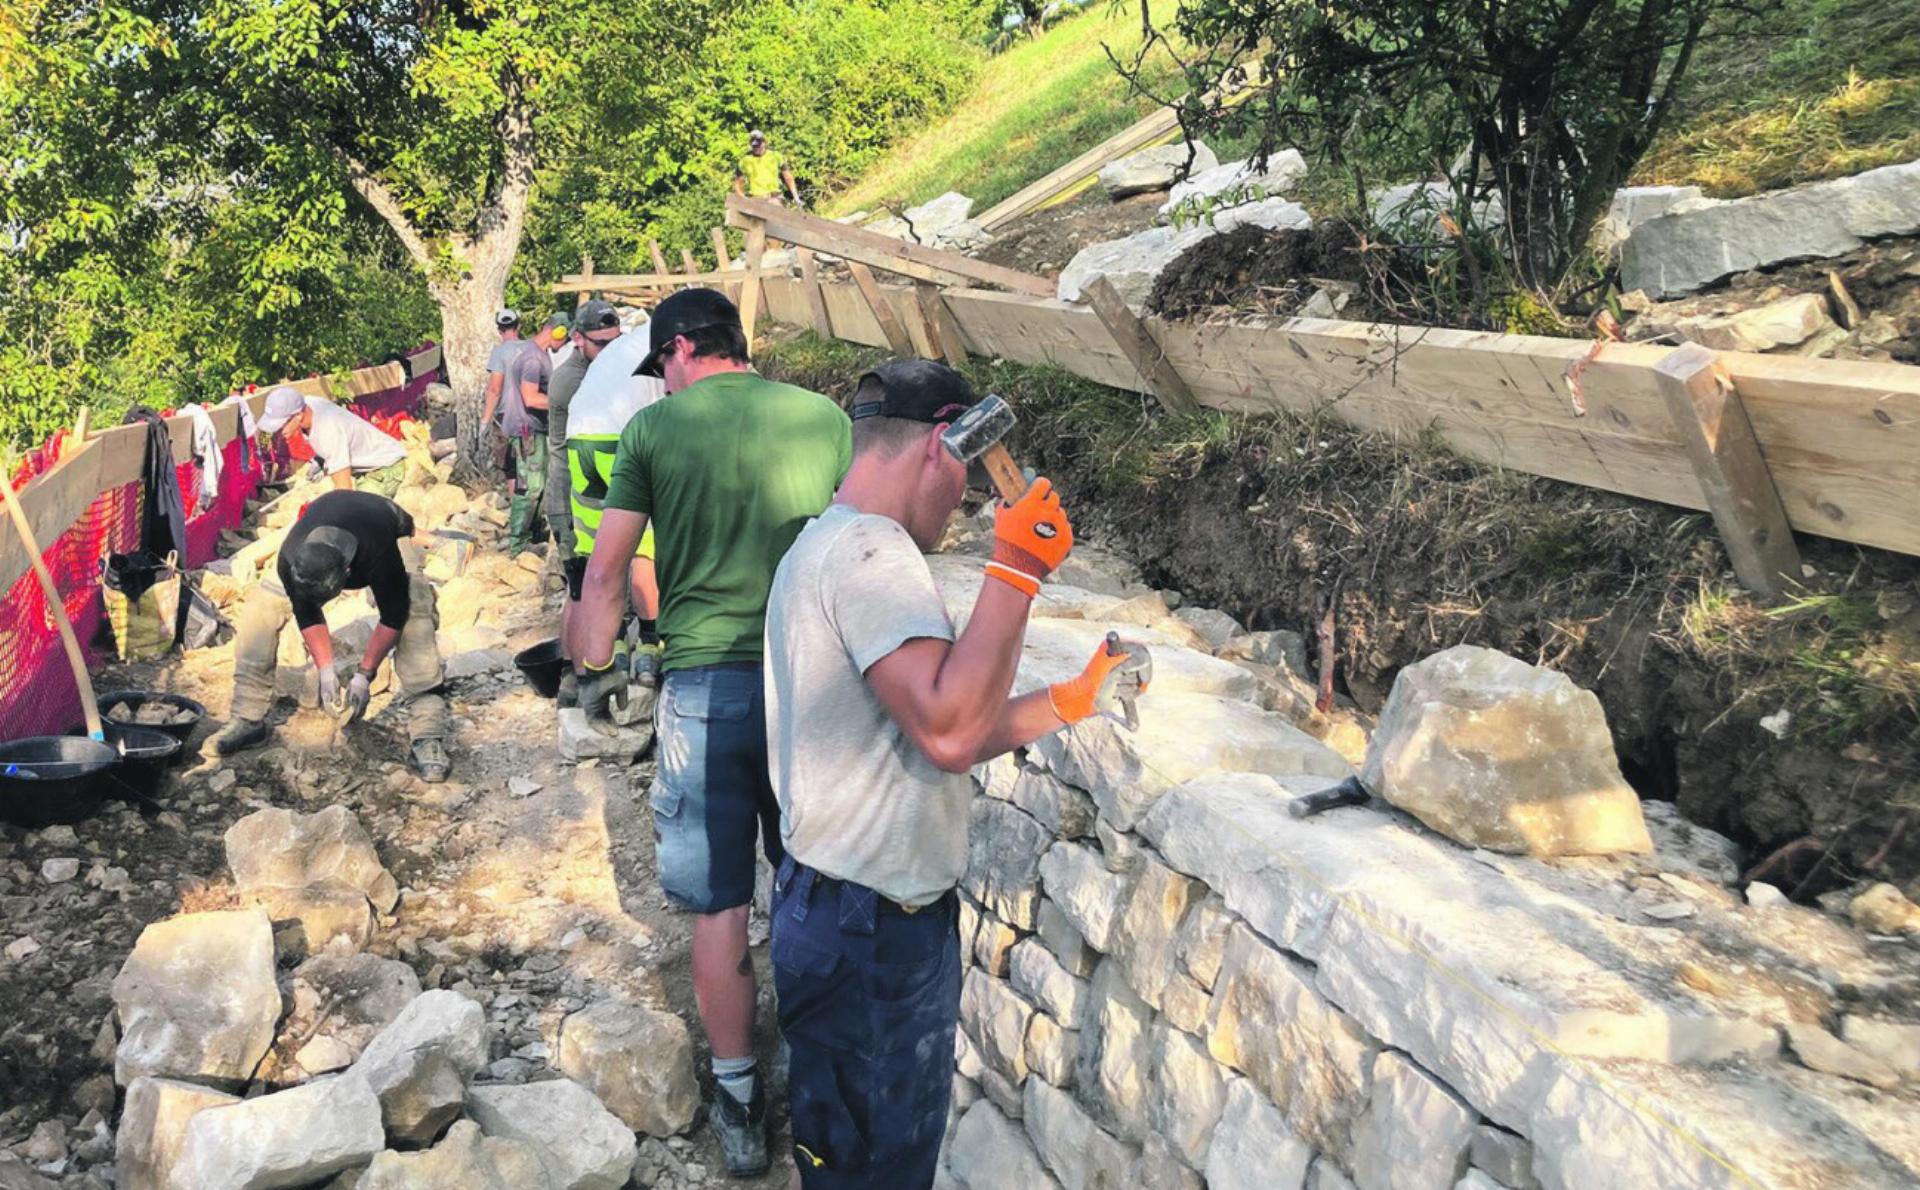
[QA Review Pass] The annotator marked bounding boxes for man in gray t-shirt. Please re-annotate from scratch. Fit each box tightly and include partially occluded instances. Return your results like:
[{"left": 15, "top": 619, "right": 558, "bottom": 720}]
[{"left": 762, "top": 360, "right": 1150, "bottom": 1190}]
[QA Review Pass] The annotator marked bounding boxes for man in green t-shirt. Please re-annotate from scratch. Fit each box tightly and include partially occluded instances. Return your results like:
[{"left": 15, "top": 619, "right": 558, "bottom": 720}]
[
  {"left": 733, "top": 128, "right": 801, "bottom": 205},
  {"left": 573, "top": 286, "right": 850, "bottom": 1179}
]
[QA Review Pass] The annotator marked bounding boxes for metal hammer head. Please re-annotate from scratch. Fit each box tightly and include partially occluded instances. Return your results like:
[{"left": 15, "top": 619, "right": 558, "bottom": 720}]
[{"left": 940, "top": 394, "right": 1016, "bottom": 465}]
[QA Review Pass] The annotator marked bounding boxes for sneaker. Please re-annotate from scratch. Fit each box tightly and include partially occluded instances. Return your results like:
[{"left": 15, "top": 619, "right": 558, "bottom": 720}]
[
  {"left": 213, "top": 718, "right": 269, "bottom": 756},
  {"left": 409, "top": 737, "right": 451, "bottom": 783},
  {"left": 710, "top": 1081, "right": 769, "bottom": 1178}
]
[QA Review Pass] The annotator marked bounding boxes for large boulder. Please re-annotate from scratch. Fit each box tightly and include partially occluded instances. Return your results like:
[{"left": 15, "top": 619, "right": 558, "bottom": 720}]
[
  {"left": 117, "top": 1077, "right": 241, "bottom": 1190},
  {"left": 465, "top": 1079, "right": 638, "bottom": 1190},
  {"left": 361, "top": 1121, "right": 554, "bottom": 1190},
  {"left": 1100, "top": 141, "right": 1219, "bottom": 198},
  {"left": 1672, "top": 292, "right": 1839, "bottom": 354},
  {"left": 1600, "top": 185, "right": 1716, "bottom": 254},
  {"left": 351, "top": 989, "right": 488, "bottom": 1143},
  {"left": 1057, "top": 223, "right": 1218, "bottom": 312},
  {"left": 1361, "top": 645, "right": 1652, "bottom": 856},
  {"left": 224, "top": 805, "right": 400, "bottom": 915},
  {"left": 112, "top": 909, "right": 282, "bottom": 1087},
  {"left": 276, "top": 954, "right": 421, "bottom": 1079},
  {"left": 555, "top": 1000, "right": 699, "bottom": 1136},
  {"left": 170, "top": 1073, "right": 385, "bottom": 1190},
  {"left": 1622, "top": 157, "right": 1920, "bottom": 297},
  {"left": 1161, "top": 151, "right": 1308, "bottom": 217}
]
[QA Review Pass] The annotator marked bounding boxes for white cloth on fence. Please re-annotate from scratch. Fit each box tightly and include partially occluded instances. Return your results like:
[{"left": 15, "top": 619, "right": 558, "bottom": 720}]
[
  {"left": 178, "top": 403, "right": 221, "bottom": 500},
  {"left": 219, "top": 391, "right": 260, "bottom": 472}
]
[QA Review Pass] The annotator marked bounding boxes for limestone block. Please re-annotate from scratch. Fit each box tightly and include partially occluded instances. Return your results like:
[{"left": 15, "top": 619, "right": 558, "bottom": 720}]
[
  {"left": 1207, "top": 923, "right": 1374, "bottom": 1160},
  {"left": 1205, "top": 1078, "right": 1314, "bottom": 1190},
  {"left": 280, "top": 954, "right": 420, "bottom": 1077},
  {"left": 117, "top": 1077, "right": 241, "bottom": 1190},
  {"left": 377, "top": 1048, "right": 466, "bottom": 1146},
  {"left": 959, "top": 898, "right": 982, "bottom": 969},
  {"left": 979, "top": 1065, "right": 1026, "bottom": 1120},
  {"left": 927, "top": 553, "right": 1124, "bottom": 628},
  {"left": 1026, "top": 1012, "right": 1078, "bottom": 1087},
  {"left": 1372, "top": 182, "right": 1506, "bottom": 234},
  {"left": 1211, "top": 197, "right": 1315, "bottom": 236},
  {"left": 1039, "top": 841, "right": 1128, "bottom": 951},
  {"left": 1219, "top": 629, "right": 1311, "bottom": 682},
  {"left": 1033, "top": 691, "right": 1350, "bottom": 831},
  {"left": 1015, "top": 618, "right": 1257, "bottom": 704},
  {"left": 1641, "top": 800, "right": 1743, "bottom": 885},
  {"left": 113, "top": 909, "right": 281, "bottom": 1086},
  {"left": 1454, "top": 1173, "right": 1505, "bottom": 1190},
  {"left": 1839, "top": 1015, "right": 1920, "bottom": 1076},
  {"left": 1601, "top": 185, "right": 1714, "bottom": 252},
  {"left": 1173, "top": 606, "right": 1243, "bottom": 650},
  {"left": 947, "top": 1100, "right": 1061, "bottom": 1190},
  {"left": 1470, "top": 1126, "right": 1539, "bottom": 1190},
  {"left": 556, "top": 707, "right": 653, "bottom": 763},
  {"left": 976, "top": 752, "right": 1021, "bottom": 801},
  {"left": 251, "top": 881, "right": 375, "bottom": 958},
  {"left": 904, "top": 191, "right": 976, "bottom": 240},
  {"left": 1350, "top": 1051, "right": 1476, "bottom": 1190},
  {"left": 1622, "top": 158, "right": 1920, "bottom": 297},
  {"left": 1150, "top": 1023, "right": 1229, "bottom": 1169},
  {"left": 1674, "top": 293, "right": 1837, "bottom": 353},
  {"left": 961, "top": 969, "right": 1033, "bottom": 1084},
  {"left": 967, "top": 800, "right": 1051, "bottom": 929},
  {"left": 465, "top": 1079, "right": 638, "bottom": 1190},
  {"left": 1849, "top": 882, "right": 1920, "bottom": 935},
  {"left": 1161, "top": 974, "right": 1211, "bottom": 1036},
  {"left": 973, "top": 913, "right": 1020, "bottom": 977},
  {"left": 361, "top": 1121, "right": 553, "bottom": 1190},
  {"left": 1100, "top": 141, "right": 1219, "bottom": 198},
  {"left": 352, "top": 990, "right": 489, "bottom": 1138},
  {"left": 556, "top": 999, "right": 699, "bottom": 1136},
  {"left": 956, "top": 1027, "right": 985, "bottom": 1081},
  {"left": 1075, "top": 959, "right": 1154, "bottom": 1140},
  {"left": 1361, "top": 646, "right": 1652, "bottom": 856},
  {"left": 172, "top": 1073, "right": 385, "bottom": 1190},
  {"left": 1134, "top": 1133, "right": 1205, "bottom": 1190},
  {"left": 1036, "top": 898, "right": 1099, "bottom": 977},
  {"left": 1177, "top": 895, "right": 1233, "bottom": 989},
  {"left": 1010, "top": 767, "right": 1099, "bottom": 839},
  {"left": 1162, "top": 152, "right": 1309, "bottom": 217},
  {"left": 1095, "top": 817, "right": 1144, "bottom": 874},
  {"left": 1311, "top": 1159, "right": 1360, "bottom": 1190},
  {"left": 1023, "top": 1077, "right": 1138, "bottom": 1189},
  {"left": 1783, "top": 1022, "right": 1901, "bottom": 1089},
  {"left": 225, "top": 805, "right": 399, "bottom": 913},
  {"left": 1010, "top": 939, "right": 1090, "bottom": 1027},
  {"left": 1057, "top": 224, "right": 1219, "bottom": 312},
  {"left": 1112, "top": 856, "right": 1202, "bottom": 1009}
]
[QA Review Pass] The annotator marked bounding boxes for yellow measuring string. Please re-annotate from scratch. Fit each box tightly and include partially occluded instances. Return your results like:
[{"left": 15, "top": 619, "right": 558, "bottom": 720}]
[{"left": 1107, "top": 742, "right": 1772, "bottom": 1189}]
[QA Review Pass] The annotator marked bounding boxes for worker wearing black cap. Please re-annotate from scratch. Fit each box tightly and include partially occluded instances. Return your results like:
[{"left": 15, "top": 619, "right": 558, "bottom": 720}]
[
  {"left": 217, "top": 490, "right": 452, "bottom": 780},
  {"left": 572, "top": 286, "right": 850, "bottom": 1178}
]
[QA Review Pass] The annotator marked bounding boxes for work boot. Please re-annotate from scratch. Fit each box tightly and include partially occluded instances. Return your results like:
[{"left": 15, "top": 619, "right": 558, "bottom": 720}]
[
  {"left": 710, "top": 1081, "right": 769, "bottom": 1178},
  {"left": 214, "top": 718, "right": 270, "bottom": 756},
  {"left": 409, "top": 737, "right": 451, "bottom": 783}
]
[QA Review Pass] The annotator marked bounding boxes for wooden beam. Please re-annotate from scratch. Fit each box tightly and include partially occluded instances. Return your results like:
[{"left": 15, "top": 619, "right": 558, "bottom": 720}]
[
  {"left": 725, "top": 194, "right": 1053, "bottom": 298},
  {"left": 1082, "top": 277, "right": 1201, "bottom": 416},
  {"left": 847, "top": 263, "right": 915, "bottom": 356},
  {"left": 796, "top": 249, "right": 833, "bottom": 338},
  {"left": 710, "top": 227, "right": 731, "bottom": 270},
  {"left": 575, "top": 255, "right": 595, "bottom": 309},
  {"left": 739, "top": 219, "right": 769, "bottom": 345},
  {"left": 975, "top": 105, "right": 1182, "bottom": 230},
  {"left": 916, "top": 283, "right": 968, "bottom": 367},
  {"left": 681, "top": 248, "right": 700, "bottom": 277},
  {"left": 648, "top": 239, "right": 669, "bottom": 277},
  {"left": 551, "top": 266, "right": 782, "bottom": 293},
  {"left": 1656, "top": 343, "right": 1802, "bottom": 599}
]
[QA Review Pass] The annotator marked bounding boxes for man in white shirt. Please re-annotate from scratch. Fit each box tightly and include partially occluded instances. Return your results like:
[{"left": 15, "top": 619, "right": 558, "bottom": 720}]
[
  {"left": 255, "top": 386, "right": 408, "bottom": 495},
  {"left": 762, "top": 360, "right": 1150, "bottom": 1189}
]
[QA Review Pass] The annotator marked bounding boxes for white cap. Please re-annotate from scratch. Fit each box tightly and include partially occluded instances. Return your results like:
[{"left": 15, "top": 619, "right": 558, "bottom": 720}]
[
  {"left": 748, "top": 129, "right": 766, "bottom": 142},
  {"left": 255, "top": 386, "right": 307, "bottom": 435},
  {"left": 495, "top": 308, "right": 520, "bottom": 328}
]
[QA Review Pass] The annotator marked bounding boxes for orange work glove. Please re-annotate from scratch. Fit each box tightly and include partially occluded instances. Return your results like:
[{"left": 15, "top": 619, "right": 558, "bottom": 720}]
[
  {"left": 1049, "top": 636, "right": 1153, "bottom": 726},
  {"left": 985, "top": 477, "right": 1073, "bottom": 599}
]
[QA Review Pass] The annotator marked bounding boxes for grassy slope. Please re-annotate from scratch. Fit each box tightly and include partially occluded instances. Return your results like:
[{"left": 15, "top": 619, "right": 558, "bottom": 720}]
[
  {"left": 1635, "top": 0, "right": 1920, "bottom": 195},
  {"left": 823, "top": 3, "right": 1183, "bottom": 217}
]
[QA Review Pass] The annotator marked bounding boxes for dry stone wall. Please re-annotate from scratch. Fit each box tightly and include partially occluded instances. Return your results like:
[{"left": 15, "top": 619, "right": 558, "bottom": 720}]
[{"left": 924, "top": 537, "right": 1920, "bottom": 1190}]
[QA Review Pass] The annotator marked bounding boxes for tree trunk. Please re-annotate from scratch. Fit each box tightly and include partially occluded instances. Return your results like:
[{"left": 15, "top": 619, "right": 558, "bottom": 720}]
[{"left": 441, "top": 284, "right": 504, "bottom": 483}]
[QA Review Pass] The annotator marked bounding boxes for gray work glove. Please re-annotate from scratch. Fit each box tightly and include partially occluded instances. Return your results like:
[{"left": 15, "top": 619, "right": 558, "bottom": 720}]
[
  {"left": 345, "top": 671, "right": 373, "bottom": 724},
  {"left": 578, "top": 665, "right": 627, "bottom": 720},
  {"left": 316, "top": 665, "right": 343, "bottom": 714}
]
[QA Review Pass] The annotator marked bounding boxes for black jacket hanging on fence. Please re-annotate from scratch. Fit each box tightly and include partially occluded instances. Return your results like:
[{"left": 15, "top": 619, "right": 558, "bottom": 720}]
[{"left": 116, "top": 406, "right": 192, "bottom": 647}]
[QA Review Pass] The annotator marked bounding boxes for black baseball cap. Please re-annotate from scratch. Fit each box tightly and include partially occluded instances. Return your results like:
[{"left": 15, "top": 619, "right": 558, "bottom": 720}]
[
  {"left": 635, "top": 288, "right": 742, "bottom": 378},
  {"left": 575, "top": 300, "right": 620, "bottom": 335},
  {"left": 850, "top": 360, "right": 980, "bottom": 424}
]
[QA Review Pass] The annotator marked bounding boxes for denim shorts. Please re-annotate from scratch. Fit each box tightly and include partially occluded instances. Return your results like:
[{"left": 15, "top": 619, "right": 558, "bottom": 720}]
[
  {"left": 649, "top": 663, "right": 784, "bottom": 913},
  {"left": 771, "top": 856, "right": 960, "bottom": 1190}
]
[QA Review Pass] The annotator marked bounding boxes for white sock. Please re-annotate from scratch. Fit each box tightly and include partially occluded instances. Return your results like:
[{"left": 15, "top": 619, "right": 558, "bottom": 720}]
[{"left": 713, "top": 1056, "right": 756, "bottom": 1104}]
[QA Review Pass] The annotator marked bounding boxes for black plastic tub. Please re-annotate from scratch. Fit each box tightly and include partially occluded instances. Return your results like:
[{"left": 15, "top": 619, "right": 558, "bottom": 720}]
[
  {"left": 97, "top": 691, "right": 207, "bottom": 748},
  {"left": 101, "top": 724, "right": 182, "bottom": 802},
  {"left": 0, "top": 737, "right": 118, "bottom": 828},
  {"left": 514, "top": 639, "right": 568, "bottom": 699}
]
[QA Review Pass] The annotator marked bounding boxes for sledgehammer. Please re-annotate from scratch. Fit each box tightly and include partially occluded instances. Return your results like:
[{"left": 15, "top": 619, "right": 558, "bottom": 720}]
[{"left": 940, "top": 394, "right": 1028, "bottom": 503}]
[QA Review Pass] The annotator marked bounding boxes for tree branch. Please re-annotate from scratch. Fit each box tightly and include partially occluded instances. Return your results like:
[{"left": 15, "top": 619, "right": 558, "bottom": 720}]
[{"left": 333, "top": 147, "right": 435, "bottom": 272}]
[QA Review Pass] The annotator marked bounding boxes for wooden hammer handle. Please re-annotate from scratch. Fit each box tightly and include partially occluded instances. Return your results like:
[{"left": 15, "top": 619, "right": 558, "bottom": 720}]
[
  {"left": 981, "top": 444, "right": 1028, "bottom": 504},
  {"left": 0, "top": 458, "right": 103, "bottom": 739}
]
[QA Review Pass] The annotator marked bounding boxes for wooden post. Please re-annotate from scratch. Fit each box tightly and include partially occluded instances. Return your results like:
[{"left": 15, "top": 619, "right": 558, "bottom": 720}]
[
  {"left": 796, "top": 249, "right": 834, "bottom": 338},
  {"left": 64, "top": 407, "right": 91, "bottom": 461},
  {"left": 1082, "top": 277, "right": 1201, "bottom": 416},
  {"left": 681, "top": 248, "right": 700, "bottom": 280},
  {"left": 709, "top": 228, "right": 739, "bottom": 303},
  {"left": 648, "top": 239, "right": 669, "bottom": 278},
  {"left": 739, "top": 219, "right": 769, "bottom": 345},
  {"left": 576, "top": 255, "right": 595, "bottom": 310},
  {"left": 847, "top": 262, "right": 915, "bottom": 356},
  {"left": 1655, "top": 343, "right": 1802, "bottom": 600},
  {"left": 916, "top": 284, "right": 969, "bottom": 368}
]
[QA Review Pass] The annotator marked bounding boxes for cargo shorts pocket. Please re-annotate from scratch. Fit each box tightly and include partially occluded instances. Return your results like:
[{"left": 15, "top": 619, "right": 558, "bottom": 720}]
[{"left": 654, "top": 678, "right": 751, "bottom": 796}]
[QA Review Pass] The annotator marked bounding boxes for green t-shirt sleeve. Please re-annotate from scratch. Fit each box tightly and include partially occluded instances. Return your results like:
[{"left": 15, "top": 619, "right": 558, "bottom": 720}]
[
  {"left": 835, "top": 413, "right": 852, "bottom": 484},
  {"left": 604, "top": 410, "right": 652, "bottom": 517}
]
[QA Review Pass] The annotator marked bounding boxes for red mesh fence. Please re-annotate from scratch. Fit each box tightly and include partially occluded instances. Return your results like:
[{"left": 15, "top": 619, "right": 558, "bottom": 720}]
[{"left": 0, "top": 358, "right": 438, "bottom": 740}]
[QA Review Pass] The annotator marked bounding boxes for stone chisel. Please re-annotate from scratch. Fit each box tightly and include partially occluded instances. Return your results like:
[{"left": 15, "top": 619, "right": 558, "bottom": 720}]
[{"left": 1288, "top": 774, "right": 1370, "bottom": 819}]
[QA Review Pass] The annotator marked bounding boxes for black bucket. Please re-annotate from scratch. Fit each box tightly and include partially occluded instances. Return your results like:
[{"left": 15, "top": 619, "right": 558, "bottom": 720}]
[
  {"left": 97, "top": 691, "right": 207, "bottom": 747},
  {"left": 514, "top": 639, "right": 567, "bottom": 699},
  {"left": 101, "top": 724, "right": 182, "bottom": 802},
  {"left": 0, "top": 737, "right": 118, "bottom": 828}
]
